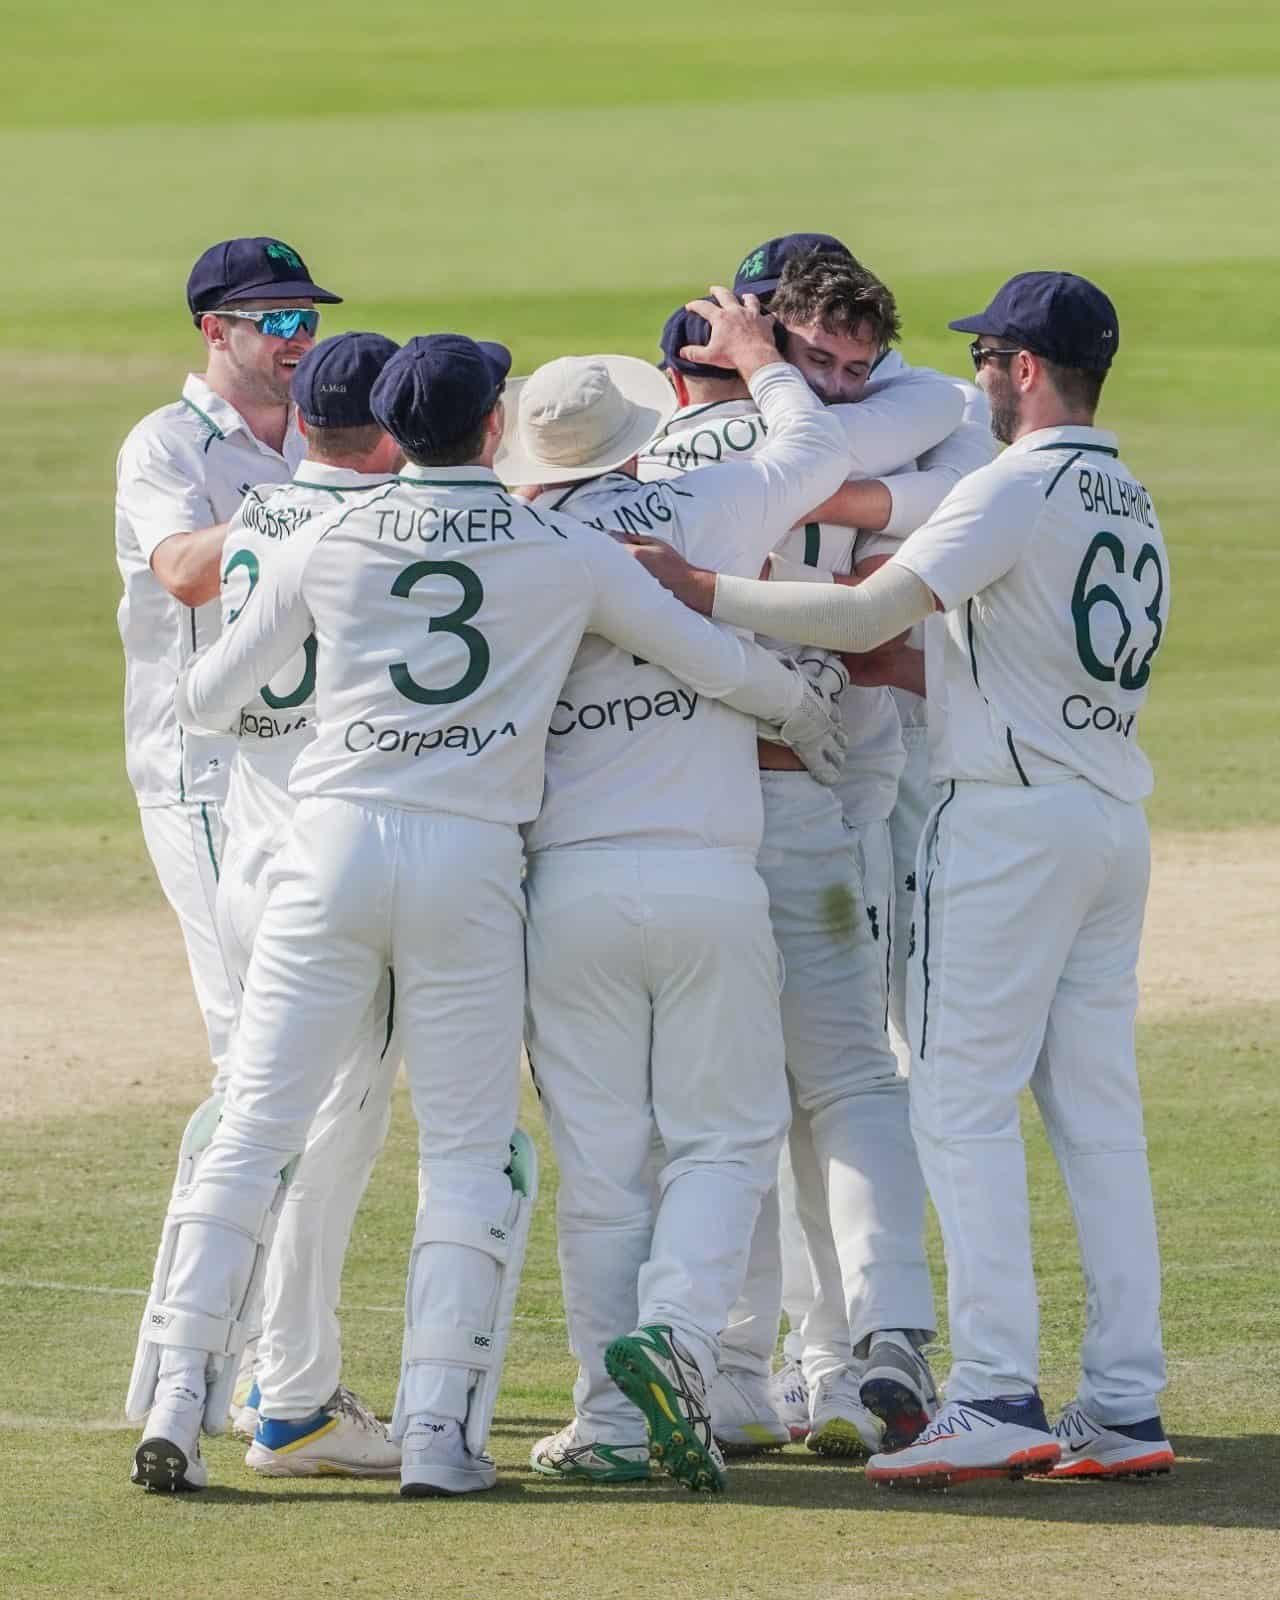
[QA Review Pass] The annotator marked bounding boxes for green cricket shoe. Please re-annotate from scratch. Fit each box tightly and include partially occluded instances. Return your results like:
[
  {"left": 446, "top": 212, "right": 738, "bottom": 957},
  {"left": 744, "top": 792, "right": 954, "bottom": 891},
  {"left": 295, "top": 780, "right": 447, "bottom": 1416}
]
[
  {"left": 604, "top": 1325, "right": 727, "bottom": 1494},
  {"left": 530, "top": 1421, "right": 650, "bottom": 1484}
]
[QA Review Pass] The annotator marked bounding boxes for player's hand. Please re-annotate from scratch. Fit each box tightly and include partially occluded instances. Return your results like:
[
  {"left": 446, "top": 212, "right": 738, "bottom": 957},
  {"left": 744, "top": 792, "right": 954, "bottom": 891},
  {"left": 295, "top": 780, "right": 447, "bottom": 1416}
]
[
  {"left": 764, "top": 656, "right": 850, "bottom": 786},
  {"left": 680, "top": 286, "right": 781, "bottom": 382},
  {"left": 622, "top": 536, "right": 717, "bottom": 615},
  {"left": 841, "top": 641, "right": 924, "bottom": 693}
]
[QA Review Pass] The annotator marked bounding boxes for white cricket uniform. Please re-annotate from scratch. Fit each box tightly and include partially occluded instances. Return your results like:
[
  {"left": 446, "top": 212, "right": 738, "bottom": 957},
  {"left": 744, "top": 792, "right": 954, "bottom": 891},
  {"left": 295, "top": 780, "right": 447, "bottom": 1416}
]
[
  {"left": 115, "top": 373, "right": 303, "bottom": 1085},
  {"left": 164, "top": 379, "right": 830, "bottom": 1430},
  {"left": 523, "top": 361, "right": 848, "bottom": 1437},
  {"left": 855, "top": 362, "right": 999, "bottom": 1069},
  {"left": 892, "top": 423, "right": 1170, "bottom": 1421},
  {"left": 215, "top": 461, "right": 401, "bottom": 1420}
]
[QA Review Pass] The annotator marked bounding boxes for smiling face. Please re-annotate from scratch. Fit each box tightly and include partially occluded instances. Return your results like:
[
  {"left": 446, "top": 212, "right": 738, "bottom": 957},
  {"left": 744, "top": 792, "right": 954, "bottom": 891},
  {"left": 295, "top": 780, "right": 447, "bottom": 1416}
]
[
  {"left": 779, "top": 316, "right": 882, "bottom": 405},
  {"left": 203, "top": 297, "right": 317, "bottom": 407}
]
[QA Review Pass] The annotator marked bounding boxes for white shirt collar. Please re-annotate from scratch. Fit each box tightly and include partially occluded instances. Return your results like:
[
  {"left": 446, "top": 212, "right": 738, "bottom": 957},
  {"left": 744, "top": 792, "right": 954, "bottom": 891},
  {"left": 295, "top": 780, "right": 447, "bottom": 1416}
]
[
  {"left": 1004, "top": 423, "right": 1120, "bottom": 458},
  {"left": 181, "top": 372, "right": 296, "bottom": 459},
  {"left": 290, "top": 460, "right": 394, "bottom": 490},
  {"left": 396, "top": 464, "right": 502, "bottom": 487}
]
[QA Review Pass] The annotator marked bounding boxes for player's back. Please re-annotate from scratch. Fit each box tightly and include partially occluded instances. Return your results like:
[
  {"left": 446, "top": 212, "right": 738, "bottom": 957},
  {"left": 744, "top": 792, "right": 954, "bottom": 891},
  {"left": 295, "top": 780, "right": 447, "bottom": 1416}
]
[
  {"left": 219, "top": 467, "right": 395, "bottom": 853},
  {"left": 523, "top": 473, "right": 764, "bottom": 854},
  {"left": 286, "top": 469, "right": 607, "bottom": 825},
  {"left": 917, "top": 428, "right": 1170, "bottom": 802}
]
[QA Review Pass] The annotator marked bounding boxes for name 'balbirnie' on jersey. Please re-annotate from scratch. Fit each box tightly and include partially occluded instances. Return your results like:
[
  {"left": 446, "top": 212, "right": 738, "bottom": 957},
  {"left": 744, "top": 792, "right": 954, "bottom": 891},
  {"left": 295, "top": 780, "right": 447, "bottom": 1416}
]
[
  {"left": 175, "top": 443, "right": 842, "bottom": 827},
  {"left": 217, "top": 461, "right": 397, "bottom": 855},
  {"left": 893, "top": 424, "right": 1171, "bottom": 802}
]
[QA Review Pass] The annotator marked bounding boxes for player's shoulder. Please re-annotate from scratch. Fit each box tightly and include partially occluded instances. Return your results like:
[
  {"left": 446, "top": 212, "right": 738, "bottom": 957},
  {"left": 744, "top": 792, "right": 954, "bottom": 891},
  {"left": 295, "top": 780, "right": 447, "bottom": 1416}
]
[{"left": 118, "top": 395, "right": 210, "bottom": 465}]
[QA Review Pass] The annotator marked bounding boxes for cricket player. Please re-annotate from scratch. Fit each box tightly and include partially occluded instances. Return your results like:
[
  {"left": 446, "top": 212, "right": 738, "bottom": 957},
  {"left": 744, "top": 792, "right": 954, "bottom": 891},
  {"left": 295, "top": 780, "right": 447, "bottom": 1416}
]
[
  {"left": 212, "top": 333, "right": 406, "bottom": 1478},
  {"left": 114, "top": 236, "right": 340, "bottom": 1087},
  {"left": 641, "top": 242, "right": 985, "bottom": 1458},
  {"left": 495, "top": 320, "right": 853, "bottom": 1491},
  {"left": 631, "top": 271, "right": 1174, "bottom": 1486},
  {"left": 126, "top": 314, "right": 848, "bottom": 1498}
]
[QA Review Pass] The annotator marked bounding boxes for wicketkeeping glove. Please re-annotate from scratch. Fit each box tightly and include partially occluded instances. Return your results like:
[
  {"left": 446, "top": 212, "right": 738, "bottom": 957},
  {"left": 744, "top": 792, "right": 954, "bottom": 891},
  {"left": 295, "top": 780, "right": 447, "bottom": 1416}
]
[{"left": 762, "top": 655, "right": 850, "bottom": 786}]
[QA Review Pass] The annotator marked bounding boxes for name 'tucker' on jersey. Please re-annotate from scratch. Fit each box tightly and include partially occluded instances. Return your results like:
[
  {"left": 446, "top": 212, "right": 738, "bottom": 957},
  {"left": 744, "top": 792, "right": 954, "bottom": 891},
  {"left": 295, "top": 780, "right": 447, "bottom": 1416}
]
[{"left": 893, "top": 425, "right": 1170, "bottom": 802}]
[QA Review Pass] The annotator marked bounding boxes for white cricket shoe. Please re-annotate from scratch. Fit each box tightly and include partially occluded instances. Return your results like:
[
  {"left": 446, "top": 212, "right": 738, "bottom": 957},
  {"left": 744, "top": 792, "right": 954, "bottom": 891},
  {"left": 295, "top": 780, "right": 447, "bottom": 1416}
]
[
  {"left": 131, "top": 1386, "right": 208, "bottom": 1494},
  {"left": 769, "top": 1356, "right": 810, "bottom": 1442},
  {"left": 400, "top": 1415, "right": 497, "bottom": 1497},
  {"left": 230, "top": 1378, "right": 260, "bottom": 1441},
  {"left": 807, "top": 1368, "right": 884, "bottom": 1458},
  {"left": 530, "top": 1420, "right": 650, "bottom": 1483},
  {"left": 709, "top": 1367, "right": 790, "bottom": 1454},
  {"left": 866, "top": 1394, "right": 1060, "bottom": 1487},
  {"left": 859, "top": 1330, "right": 939, "bottom": 1449},
  {"left": 1041, "top": 1399, "right": 1174, "bottom": 1479},
  {"left": 245, "top": 1387, "right": 400, "bottom": 1478}
]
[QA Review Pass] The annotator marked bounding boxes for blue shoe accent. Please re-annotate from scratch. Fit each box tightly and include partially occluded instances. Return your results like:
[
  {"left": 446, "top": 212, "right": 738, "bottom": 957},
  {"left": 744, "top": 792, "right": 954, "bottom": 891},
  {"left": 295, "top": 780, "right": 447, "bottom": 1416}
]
[
  {"left": 244, "top": 1381, "right": 261, "bottom": 1410},
  {"left": 1110, "top": 1414, "right": 1166, "bottom": 1442},
  {"left": 255, "top": 1409, "right": 331, "bottom": 1450},
  {"left": 969, "top": 1394, "right": 1050, "bottom": 1432}
]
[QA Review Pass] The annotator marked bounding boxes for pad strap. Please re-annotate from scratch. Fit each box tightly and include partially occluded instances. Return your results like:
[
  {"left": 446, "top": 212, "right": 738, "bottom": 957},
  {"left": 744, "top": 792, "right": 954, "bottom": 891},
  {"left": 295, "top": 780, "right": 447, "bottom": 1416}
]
[
  {"left": 170, "top": 1178, "right": 278, "bottom": 1241},
  {"left": 404, "top": 1326, "right": 498, "bottom": 1371},
  {"left": 140, "top": 1300, "right": 240, "bottom": 1356},
  {"left": 413, "top": 1210, "right": 511, "bottom": 1264}
]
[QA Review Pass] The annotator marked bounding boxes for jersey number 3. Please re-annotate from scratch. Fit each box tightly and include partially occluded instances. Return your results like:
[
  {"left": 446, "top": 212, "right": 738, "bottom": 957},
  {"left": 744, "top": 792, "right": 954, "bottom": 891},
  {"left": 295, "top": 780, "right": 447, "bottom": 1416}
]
[
  {"left": 389, "top": 560, "right": 490, "bottom": 705},
  {"left": 1071, "top": 531, "right": 1165, "bottom": 692}
]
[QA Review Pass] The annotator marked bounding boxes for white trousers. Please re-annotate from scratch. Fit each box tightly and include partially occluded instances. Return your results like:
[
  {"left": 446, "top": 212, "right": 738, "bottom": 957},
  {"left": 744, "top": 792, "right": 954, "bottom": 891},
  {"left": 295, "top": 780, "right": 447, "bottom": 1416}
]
[
  {"left": 217, "top": 834, "right": 399, "bottom": 1419},
  {"left": 139, "top": 802, "right": 238, "bottom": 1089},
  {"left": 908, "top": 779, "right": 1166, "bottom": 1423},
  {"left": 525, "top": 847, "right": 789, "bottom": 1439},
  {"left": 163, "top": 798, "right": 525, "bottom": 1425},
  {"left": 887, "top": 726, "right": 938, "bottom": 1072},
  {"left": 722, "top": 778, "right": 933, "bottom": 1384}
]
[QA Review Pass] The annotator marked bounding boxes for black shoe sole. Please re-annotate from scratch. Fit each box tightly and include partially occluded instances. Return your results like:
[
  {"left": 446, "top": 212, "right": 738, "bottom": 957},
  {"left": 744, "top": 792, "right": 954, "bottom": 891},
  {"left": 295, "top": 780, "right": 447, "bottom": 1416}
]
[
  {"left": 861, "top": 1378, "right": 932, "bottom": 1450},
  {"left": 132, "top": 1436, "right": 201, "bottom": 1493}
]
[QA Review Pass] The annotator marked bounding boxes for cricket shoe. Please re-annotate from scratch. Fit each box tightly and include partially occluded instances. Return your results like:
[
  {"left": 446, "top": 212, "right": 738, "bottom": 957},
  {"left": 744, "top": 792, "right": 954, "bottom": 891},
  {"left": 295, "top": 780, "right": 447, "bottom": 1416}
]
[
  {"left": 246, "top": 1387, "right": 400, "bottom": 1478},
  {"left": 709, "top": 1367, "right": 790, "bottom": 1455},
  {"left": 400, "top": 1415, "right": 497, "bottom": 1497},
  {"left": 530, "top": 1420, "right": 650, "bottom": 1483},
  {"left": 859, "top": 1330, "right": 939, "bottom": 1449},
  {"left": 770, "top": 1356, "right": 810, "bottom": 1442},
  {"left": 866, "top": 1394, "right": 1060, "bottom": 1488},
  {"left": 1040, "top": 1400, "right": 1174, "bottom": 1480},
  {"left": 604, "top": 1325, "right": 727, "bottom": 1493},
  {"left": 231, "top": 1378, "right": 260, "bottom": 1441},
  {"left": 131, "top": 1385, "right": 208, "bottom": 1494},
  {"left": 806, "top": 1369, "right": 884, "bottom": 1458}
]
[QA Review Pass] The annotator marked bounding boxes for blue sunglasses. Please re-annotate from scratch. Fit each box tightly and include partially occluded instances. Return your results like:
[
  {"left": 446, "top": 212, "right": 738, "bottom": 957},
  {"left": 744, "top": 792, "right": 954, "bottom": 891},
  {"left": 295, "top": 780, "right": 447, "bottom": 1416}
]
[{"left": 218, "top": 308, "right": 320, "bottom": 339}]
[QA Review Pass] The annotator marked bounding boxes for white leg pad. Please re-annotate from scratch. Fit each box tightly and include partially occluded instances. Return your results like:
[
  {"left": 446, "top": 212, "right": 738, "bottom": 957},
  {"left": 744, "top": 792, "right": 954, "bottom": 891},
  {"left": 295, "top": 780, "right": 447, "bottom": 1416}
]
[
  {"left": 392, "top": 1129, "right": 538, "bottom": 1455},
  {"left": 126, "top": 1154, "right": 294, "bottom": 1433}
]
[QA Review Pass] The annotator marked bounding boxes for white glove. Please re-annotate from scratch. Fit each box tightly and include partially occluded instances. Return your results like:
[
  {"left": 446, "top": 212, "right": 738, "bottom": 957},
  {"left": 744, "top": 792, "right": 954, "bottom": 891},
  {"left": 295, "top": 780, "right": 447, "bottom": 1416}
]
[{"left": 762, "top": 656, "right": 850, "bottom": 787}]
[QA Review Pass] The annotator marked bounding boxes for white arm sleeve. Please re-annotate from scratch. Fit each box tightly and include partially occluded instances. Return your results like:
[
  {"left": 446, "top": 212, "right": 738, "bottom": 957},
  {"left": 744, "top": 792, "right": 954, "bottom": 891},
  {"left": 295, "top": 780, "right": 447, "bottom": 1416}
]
[
  {"left": 711, "top": 561, "right": 937, "bottom": 653},
  {"left": 671, "top": 362, "right": 849, "bottom": 574},
  {"left": 879, "top": 382, "right": 999, "bottom": 538},
  {"left": 578, "top": 527, "right": 803, "bottom": 724},
  {"left": 176, "top": 528, "right": 318, "bottom": 732},
  {"left": 831, "top": 366, "right": 966, "bottom": 479}
]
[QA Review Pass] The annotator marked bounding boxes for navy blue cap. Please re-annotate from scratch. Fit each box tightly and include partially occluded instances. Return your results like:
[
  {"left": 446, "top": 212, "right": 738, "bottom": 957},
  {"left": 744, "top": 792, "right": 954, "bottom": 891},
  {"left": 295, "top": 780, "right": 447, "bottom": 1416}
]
[
  {"left": 732, "top": 232, "right": 854, "bottom": 299},
  {"left": 187, "top": 237, "right": 342, "bottom": 320},
  {"left": 949, "top": 271, "right": 1119, "bottom": 370},
  {"left": 290, "top": 333, "right": 400, "bottom": 428},
  {"left": 658, "top": 307, "right": 737, "bottom": 380},
  {"left": 370, "top": 334, "right": 513, "bottom": 456},
  {"left": 658, "top": 304, "right": 788, "bottom": 380}
]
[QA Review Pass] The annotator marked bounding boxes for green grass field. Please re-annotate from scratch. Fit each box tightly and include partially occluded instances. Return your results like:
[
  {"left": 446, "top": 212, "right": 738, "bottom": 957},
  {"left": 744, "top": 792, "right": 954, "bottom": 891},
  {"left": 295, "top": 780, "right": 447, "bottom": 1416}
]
[{"left": 2, "top": 3, "right": 1278, "bottom": 1595}]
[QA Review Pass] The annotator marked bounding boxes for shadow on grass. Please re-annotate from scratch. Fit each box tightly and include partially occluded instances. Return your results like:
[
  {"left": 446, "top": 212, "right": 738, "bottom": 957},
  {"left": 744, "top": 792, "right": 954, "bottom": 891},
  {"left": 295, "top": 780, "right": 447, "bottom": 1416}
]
[{"left": 184, "top": 1435, "right": 1280, "bottom": 1529}]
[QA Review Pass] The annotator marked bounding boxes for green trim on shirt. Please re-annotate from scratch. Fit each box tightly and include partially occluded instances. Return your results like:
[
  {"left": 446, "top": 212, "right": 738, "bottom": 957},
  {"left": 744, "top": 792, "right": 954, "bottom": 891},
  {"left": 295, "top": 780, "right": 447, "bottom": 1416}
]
[
  {"left": 181, "top": 396, "right": 226, "bottom": 453},
  {"left": 1033, "top": 441, "right": 1118, "bottom": 457}
]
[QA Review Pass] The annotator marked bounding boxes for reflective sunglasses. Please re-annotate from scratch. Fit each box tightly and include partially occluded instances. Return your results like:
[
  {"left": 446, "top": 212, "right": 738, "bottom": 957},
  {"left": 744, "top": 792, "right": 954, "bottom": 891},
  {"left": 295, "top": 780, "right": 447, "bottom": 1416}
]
[
  {"left": 969, "top": 339, "right": 1022, "bottom": 371},
  {"left": 218, "top": 308, "right": 320, "bottom": 339}
]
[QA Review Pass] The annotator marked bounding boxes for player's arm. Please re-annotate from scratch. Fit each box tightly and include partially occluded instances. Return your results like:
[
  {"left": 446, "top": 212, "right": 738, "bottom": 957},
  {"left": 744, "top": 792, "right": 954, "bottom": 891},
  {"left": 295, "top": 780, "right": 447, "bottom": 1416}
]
[
  {"left": 664, "top": 293, "right": 849, "bottom": 573},
  {"left": 628, "top": 464, "right": 1040, "bottom": 651},
  {"left": 176, "top": 528, "right": 318, "bottom": 733},
  {"left": 872, "top": 381, "right": 998, "bottom": 542},
  {"left": 117, "top": 433, "right": 228, "bottom": 607},
  {"left": 829, "top": 365, "right": 966, "bottom": 480}
]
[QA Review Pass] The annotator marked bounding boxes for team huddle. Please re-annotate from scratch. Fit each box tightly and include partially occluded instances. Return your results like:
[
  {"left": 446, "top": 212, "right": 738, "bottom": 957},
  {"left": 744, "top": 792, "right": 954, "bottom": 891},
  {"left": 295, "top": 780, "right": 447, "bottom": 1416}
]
[{"left": 114, "top": 229, "right": 1175, "bottom": 1499}]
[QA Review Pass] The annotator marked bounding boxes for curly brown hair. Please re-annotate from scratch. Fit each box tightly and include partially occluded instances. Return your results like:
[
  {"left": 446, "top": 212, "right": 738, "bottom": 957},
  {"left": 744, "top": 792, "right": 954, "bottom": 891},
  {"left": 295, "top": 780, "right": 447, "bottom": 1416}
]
[{"left": 770, "top": 248, "right": 901, "bottom": 349}]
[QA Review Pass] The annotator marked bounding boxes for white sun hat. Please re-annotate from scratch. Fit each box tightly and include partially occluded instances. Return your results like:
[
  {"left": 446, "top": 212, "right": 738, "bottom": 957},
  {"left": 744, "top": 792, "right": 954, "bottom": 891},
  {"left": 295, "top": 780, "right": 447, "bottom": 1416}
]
[{"left": 495, "top": 354, "right": 678, "bottom": 487}]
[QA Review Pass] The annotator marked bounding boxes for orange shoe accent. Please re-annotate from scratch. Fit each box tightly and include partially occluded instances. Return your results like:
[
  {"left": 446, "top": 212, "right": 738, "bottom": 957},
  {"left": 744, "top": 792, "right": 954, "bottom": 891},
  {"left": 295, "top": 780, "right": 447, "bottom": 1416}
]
[
  {"left": 1050, "top": 1447, "right": 1174, "bottom": 1478},
  {"left": 868, "top": 1441, "right": 1060, "bottom": 1487}
]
